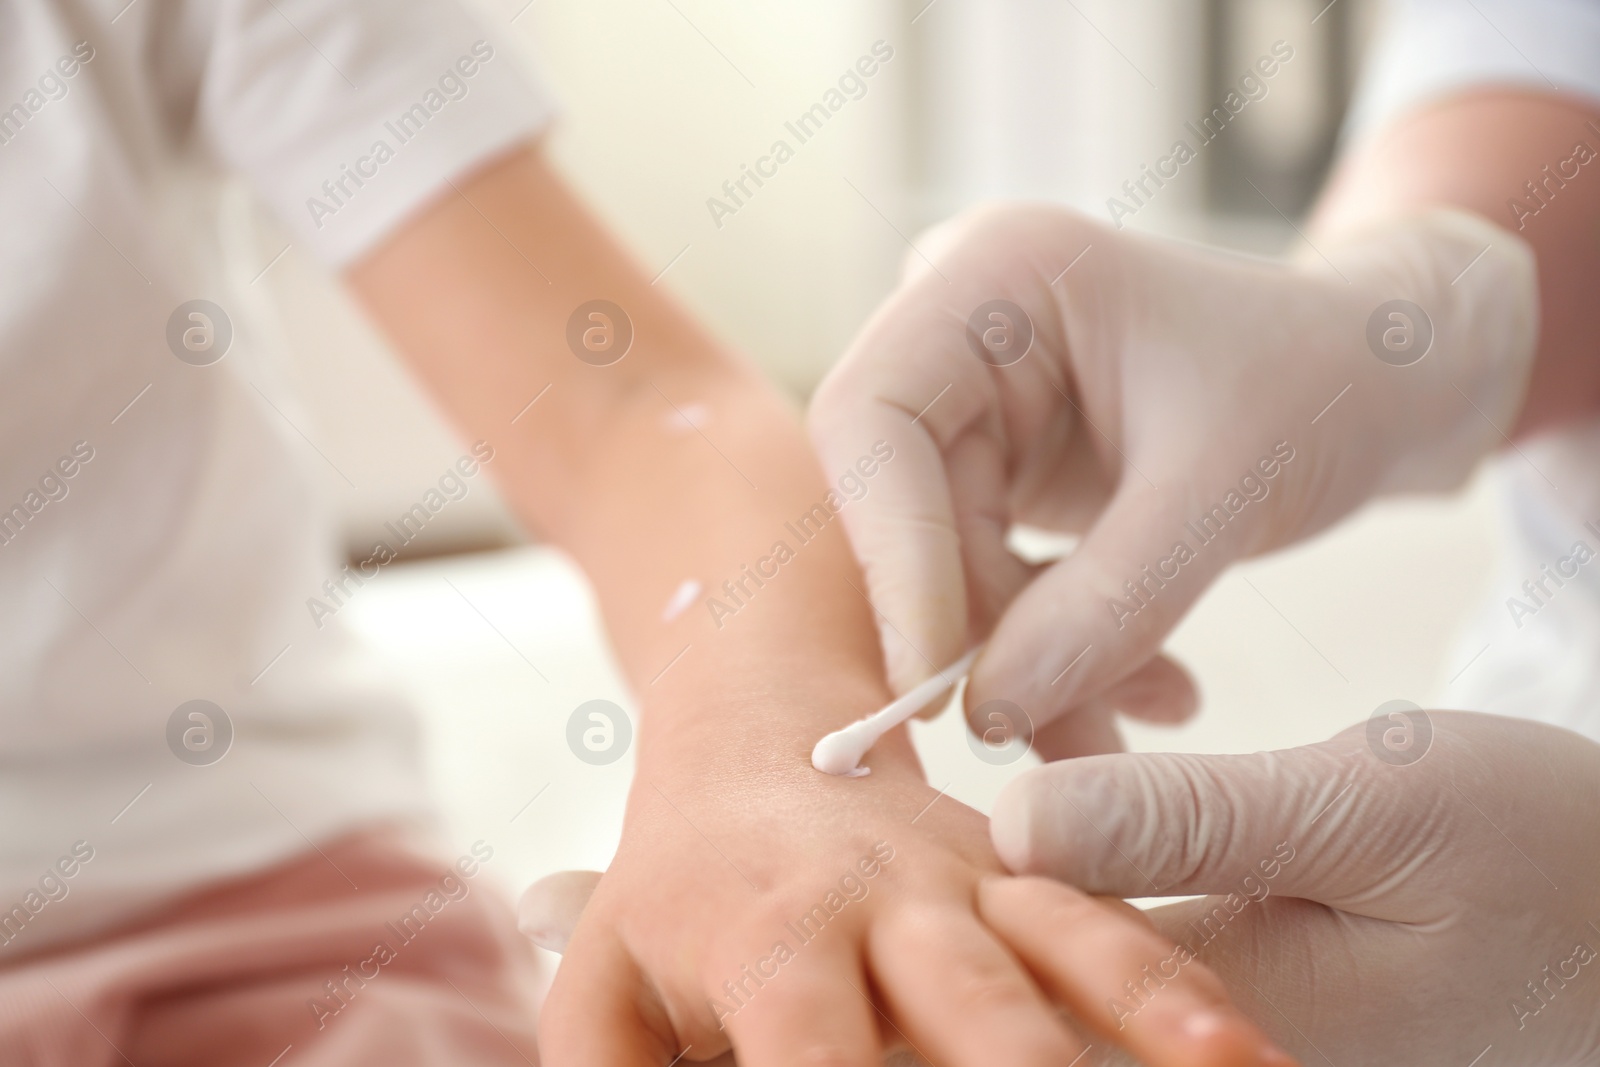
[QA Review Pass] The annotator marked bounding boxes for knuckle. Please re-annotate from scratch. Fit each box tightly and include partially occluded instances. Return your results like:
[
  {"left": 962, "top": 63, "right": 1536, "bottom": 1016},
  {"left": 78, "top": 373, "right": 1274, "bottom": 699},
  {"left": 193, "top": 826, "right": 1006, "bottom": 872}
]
[
  {"left": 950, "top": 201, "right": 1044, "bottom": 241},
  {"left": 1021, "top": 877, "right": 1098, "bottom": 925},
  {"left": 785, "top": 1047, "right": 869, "bottom": 1067},
  {"left": 964, "top": 201, "right": 1098, "bottom": 256},
  {"left": 805, "top": 373, "right": 850, "bottom": 423},
  {"left": 949, "top": 960, "right": 1036, "bottom": 1016}
]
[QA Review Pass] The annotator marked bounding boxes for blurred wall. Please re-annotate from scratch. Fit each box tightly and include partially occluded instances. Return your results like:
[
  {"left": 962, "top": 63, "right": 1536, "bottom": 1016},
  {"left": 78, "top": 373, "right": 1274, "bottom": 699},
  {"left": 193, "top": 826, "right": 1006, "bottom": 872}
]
[{"left": 908, "top": 0, "right": 1206, "bottom": 226}]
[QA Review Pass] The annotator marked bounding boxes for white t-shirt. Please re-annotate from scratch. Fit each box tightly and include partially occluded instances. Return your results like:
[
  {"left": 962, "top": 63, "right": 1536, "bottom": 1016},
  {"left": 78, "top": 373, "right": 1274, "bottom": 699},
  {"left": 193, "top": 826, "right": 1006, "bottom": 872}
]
[
  {"left": 1346, "top": 0, "right": 1600, "bottom": 739},
  {"left": 0, "top": 0, "right": 551, "bottom": 951}
]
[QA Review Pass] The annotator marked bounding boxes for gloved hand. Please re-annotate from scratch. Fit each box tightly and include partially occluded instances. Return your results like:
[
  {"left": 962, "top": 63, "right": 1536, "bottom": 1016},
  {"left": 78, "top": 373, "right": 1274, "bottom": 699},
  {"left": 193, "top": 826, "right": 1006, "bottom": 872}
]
[
  {"left": 990, "top": 710, "right": 1600, "bottom": 1064},
  {"left": 807, "top": 205, "right": 1537, "bottom": 751}
]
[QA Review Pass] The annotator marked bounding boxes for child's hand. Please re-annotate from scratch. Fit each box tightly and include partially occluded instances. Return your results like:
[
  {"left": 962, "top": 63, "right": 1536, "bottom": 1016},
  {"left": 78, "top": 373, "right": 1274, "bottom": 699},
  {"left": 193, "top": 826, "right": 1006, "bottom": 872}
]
[{"left": 530, "top": 741, "right": 1295, "bottom": 1067}]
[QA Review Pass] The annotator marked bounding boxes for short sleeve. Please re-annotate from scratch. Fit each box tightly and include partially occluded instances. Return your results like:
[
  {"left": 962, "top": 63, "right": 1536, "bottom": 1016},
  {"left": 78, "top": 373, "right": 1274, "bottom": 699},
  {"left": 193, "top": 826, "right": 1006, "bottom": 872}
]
[
  {"left": 197, "top": 0, "right": 556, "bottom": 266},
  {"left": 1346, "top": 0, "right": 1600, "bottom": 143}
]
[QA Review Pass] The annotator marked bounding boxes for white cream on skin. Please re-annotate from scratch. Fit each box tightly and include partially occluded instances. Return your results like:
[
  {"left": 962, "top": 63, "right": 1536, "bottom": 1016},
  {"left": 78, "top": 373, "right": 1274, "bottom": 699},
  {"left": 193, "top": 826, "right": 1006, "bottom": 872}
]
[
  {"left": 812, "top": 647, "right": 981, "bottom": 777},
  {"left": 661, "top": 578, "right": 702, "bottom": 622},
  {"left": 664, "top": 402, "right": 709, "bottom": 432}
]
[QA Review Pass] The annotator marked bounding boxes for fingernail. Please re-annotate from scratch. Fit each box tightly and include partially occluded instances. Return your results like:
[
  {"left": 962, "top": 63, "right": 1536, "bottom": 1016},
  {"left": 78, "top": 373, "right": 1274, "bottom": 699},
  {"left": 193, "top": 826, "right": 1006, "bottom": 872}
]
[{"left": 1182, "top": 1011, "right": 1230, "bottom": 1041}]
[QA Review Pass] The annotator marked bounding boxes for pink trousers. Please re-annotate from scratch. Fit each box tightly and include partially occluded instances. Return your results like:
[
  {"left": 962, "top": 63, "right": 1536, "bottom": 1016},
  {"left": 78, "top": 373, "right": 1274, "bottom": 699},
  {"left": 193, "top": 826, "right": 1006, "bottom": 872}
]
[{"left": 0, "top": 827, "right": 545, "bottom": 1066}]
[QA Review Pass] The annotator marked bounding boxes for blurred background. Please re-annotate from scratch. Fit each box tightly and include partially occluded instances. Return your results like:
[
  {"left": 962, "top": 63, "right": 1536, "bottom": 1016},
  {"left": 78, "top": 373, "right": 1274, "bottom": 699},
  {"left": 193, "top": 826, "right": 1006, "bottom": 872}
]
[{"left": 219, "top": 0, "right": 1506, "bottom": 897}]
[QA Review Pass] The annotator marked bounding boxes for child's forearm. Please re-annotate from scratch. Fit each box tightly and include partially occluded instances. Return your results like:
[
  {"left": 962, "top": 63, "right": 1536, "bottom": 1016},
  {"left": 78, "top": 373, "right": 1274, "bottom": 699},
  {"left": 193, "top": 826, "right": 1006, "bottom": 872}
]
[
  {"left": 551, "top": 371, "right": 908, "bottom": 768},
  {"left": 346, "top": 143, "right": 907, "bottom": 773}
]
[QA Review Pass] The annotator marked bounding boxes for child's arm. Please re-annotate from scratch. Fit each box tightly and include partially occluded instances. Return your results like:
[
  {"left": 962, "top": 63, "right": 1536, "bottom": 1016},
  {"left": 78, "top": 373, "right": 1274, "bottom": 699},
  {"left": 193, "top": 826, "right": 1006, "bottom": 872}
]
[
  {"left": 346, "top": 140, "right": 894, "bottom": 771},
  {"left": 345, "top": 143, "right": 1288, "bottom": 1067}
]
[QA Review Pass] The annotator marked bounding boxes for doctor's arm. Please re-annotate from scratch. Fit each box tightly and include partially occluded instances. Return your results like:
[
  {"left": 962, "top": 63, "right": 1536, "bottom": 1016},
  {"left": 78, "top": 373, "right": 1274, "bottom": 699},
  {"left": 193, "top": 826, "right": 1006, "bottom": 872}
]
[{"left": 1312, "top": 89, "right": 1600, "bottom": 435}]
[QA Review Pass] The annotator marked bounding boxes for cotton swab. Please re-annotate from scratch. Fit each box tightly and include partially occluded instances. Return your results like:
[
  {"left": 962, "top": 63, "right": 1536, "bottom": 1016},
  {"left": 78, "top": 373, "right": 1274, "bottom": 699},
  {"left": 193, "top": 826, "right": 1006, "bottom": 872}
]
[{"left": 811, "top": 646, "right": 982, "bottom": 777}]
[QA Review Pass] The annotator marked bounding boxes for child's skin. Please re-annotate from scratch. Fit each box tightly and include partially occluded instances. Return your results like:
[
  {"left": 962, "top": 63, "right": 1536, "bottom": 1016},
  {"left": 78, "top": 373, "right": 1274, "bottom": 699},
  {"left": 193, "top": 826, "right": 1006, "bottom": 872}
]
[{"left": 346, "top": 143, "right": 1294, "bottom": 1067}]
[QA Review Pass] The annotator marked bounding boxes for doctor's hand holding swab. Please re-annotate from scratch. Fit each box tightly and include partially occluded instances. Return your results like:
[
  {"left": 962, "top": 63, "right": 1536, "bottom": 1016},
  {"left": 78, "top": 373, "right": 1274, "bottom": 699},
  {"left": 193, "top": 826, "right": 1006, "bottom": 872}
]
[
  {"left": 808, "top": 72, "right": 1600, "bottom": 1064},
  {"left": 806, "top": 197, "right": 1537, "bottom": 759}
]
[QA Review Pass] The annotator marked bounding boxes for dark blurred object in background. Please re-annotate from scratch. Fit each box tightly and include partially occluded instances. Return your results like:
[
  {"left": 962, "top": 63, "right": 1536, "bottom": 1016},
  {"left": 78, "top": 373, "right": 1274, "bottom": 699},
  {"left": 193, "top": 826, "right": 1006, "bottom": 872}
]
[{"left": 1205, "top": 0, "right": 1367, "bottom": 221}]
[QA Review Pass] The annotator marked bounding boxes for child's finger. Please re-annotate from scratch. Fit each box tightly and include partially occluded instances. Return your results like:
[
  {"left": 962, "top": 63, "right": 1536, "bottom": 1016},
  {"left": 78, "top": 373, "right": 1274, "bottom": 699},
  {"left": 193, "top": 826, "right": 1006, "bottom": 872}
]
[
  {"left": 537, "top": 935, "right": 681, "bottom": 1067},
  {"left": 866, "top": 904, "right": 1088, "bottom": 1067},
  {"left": 978, "top": 877, "right": 1297, "bottom": 1067},
  {"left": 719, "top": 940, "right": 882, "bottom": 1067}
]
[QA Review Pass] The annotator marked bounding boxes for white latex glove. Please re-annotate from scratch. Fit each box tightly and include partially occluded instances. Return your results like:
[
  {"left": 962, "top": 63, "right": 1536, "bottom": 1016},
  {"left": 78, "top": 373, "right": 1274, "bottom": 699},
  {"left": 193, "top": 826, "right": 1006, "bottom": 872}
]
[
  {"left": 807, "top": 205, "right": 1537, "bottom": 751},
  {"left": 991, "top": 710, "right": 1600, "bottom": 1064}
]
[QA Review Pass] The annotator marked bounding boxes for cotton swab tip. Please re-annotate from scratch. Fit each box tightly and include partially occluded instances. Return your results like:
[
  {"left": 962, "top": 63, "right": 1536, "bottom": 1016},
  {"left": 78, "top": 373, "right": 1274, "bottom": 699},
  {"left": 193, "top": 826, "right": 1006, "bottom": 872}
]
[{"left": 811, "top": 646, "right": 982, "bottom": 777}]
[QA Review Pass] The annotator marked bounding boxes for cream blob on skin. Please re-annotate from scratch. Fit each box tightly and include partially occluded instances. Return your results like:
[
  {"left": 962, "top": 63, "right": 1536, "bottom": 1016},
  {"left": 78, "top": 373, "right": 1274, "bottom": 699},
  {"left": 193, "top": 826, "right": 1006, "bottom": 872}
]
[
  {"left": 661, "top": 578, "right": 701, "bottom": 622},
  {"left": 664, "top": 402, "right": 709, "bottom": 432},
  {"left": 812, "top": 647, "right": 981, "bottom": 777}
]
